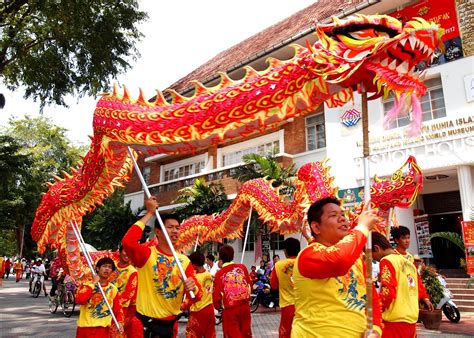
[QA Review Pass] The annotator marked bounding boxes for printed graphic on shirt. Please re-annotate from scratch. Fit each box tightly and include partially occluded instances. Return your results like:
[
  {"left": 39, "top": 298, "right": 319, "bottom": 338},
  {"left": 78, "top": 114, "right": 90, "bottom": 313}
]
[
  {"left": 222, "top": 267, "right": 249, "bottom": 306},
  {"left": 282, "top": 261, "right": 295, "bottom": 285},
  {"left": 152, "top": 254, "right": 184, "bottom": 299},
  {"left": 202, "top": 274, "right": 213, "bottom": 294},
  {"left": 88, "top": 285, "right": 113, "bottom": 319},
  {"left": 110, "top": 267, "right": 130, "bottom": 293},
  {"left": 336, "top": 270, "right": 366, "bottom": 311}
]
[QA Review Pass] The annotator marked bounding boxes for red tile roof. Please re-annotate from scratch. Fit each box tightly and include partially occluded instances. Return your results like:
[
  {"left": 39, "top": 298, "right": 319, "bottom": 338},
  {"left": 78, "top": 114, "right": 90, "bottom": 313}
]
[{"left": 168, "top": 0, "right": 374, "bottom": 94}]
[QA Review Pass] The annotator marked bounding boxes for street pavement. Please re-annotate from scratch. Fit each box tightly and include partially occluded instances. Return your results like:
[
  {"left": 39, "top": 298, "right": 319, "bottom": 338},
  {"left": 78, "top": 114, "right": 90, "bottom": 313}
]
[{"left": 1, "top": 278, "right": 473, "bottom": 337}]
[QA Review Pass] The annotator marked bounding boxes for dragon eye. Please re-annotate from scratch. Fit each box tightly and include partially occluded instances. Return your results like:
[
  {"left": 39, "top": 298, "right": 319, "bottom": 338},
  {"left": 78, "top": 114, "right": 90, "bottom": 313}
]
[{"left": 348, "top": 29, "right": 390, "bottom": 40}]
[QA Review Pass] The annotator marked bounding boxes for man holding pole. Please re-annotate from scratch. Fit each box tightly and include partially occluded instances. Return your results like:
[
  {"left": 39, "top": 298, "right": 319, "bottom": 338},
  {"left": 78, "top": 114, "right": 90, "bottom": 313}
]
[
  {"left": 122, "top": 196, "right": 201, "bottom": 338},
  {"left": 291, "top": 197, "right": 382, "bottom": 338},
  {"left": 75, "top": 257, "right": 123, "bottom": 338}
]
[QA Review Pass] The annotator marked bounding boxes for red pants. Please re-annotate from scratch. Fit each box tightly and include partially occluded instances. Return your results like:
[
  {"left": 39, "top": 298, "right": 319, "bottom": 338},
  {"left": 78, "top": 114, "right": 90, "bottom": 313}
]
[
  {"left": 382, "top": 321, "right": 416, "bottom": 338},
  {"left": 15, "top": 270, "right": 22, "bottom": 282},
  {"left": 125, "top": 306, "right": 143, "bottom": 338},
  {"left": 76, "top": 326, "right": 109, "bottom": 338},
  {"left": 185, "top": 304, "right": 216, "bottom": 338},
  {"left": 279, "top": 305, "right": 295, "bottom": 338},
  {"left": 222, "top": 303, "right": 251, "bottom": 338}
]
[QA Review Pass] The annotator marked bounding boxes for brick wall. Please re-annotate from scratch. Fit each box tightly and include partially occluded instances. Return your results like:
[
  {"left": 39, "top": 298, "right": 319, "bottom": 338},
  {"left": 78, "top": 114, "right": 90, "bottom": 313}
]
[{"left": 283, "top": 116, "right": 307, "bottom": 154}]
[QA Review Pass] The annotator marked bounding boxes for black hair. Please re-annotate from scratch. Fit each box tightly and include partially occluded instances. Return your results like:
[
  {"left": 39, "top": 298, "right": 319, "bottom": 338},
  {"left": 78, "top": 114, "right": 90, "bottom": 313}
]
[
  {"left": 371, "top": 232, "right": 392, "bottom": 251},
  {"left": 391, "top": 225, "right": 410, "bottom": 240},
  {"left": 206, "top": 254, "right": 215, "bottom": 262},
  {"left": 219, "top": 244, "right": 234, "bottom": 263},
  {"left": 119, "top": 245, "right": 124, "bottom": 252},
  {"left": 273, "top": 254, "right": 280, "bottom": 260},
  {"left": 96, "top": 257, "right": 116, "bottom": 271},
  {"left": 189, "top": 252, "right": 205, "bottom": 267},
  {"left": 283, "top": 238, "right": 301, "bottom": 257},
  {"left": 155, "top": 214, "right": 180, "bottom": 229}
]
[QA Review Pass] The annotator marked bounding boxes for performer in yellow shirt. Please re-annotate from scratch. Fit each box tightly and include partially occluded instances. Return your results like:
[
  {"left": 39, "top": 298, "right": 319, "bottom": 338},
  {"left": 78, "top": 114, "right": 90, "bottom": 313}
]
[
  {"left": 391, "top": 226, "right": 414, "bottom": 263},
  {"left": 270, "top": 238, "right": 300, "bottom": 338},
  {"left": 372, "top": 232, "right": 433, "bottom": 338},
  {"left": 185, "top": 251, "right": 216, "bottom": 338},
  {"left": 292, "top": 197, "right": 382, "bottom": 338},
  {"left": 76, "top": 257, "right": 123, "bottom": 338},
  {"left": 122, "top": 197, "right": 202, "bottom": 338}
]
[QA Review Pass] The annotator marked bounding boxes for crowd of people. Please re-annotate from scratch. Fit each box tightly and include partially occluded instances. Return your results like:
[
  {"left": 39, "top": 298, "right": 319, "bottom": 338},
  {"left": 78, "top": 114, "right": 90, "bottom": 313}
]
[{"left": 1, "top": 195, "right": 436, "bottom": 338}]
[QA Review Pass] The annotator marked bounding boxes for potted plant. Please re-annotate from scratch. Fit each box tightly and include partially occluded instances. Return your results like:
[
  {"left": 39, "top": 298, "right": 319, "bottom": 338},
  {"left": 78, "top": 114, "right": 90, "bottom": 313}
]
[{"left": 419, "top": 264, "right": 445, "bottom": 329}]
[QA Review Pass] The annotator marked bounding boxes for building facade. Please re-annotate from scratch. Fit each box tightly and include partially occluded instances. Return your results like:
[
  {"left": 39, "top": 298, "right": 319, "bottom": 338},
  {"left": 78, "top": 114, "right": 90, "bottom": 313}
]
[{"left": 125, "top": 0, "right": 474, "bottom": 269}]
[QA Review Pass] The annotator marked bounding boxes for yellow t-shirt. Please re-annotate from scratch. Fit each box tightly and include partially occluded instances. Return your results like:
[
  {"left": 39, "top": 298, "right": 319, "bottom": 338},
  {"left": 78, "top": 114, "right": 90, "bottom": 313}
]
[
  {"left": 273, "top": 258, "right": 296, "bottom": 308},
  {"left": 190, "top": 270, "right": 213, "bottom": 312},
  {"left": 136, "top": 247, "right": 191, "bottom": 319},
  {"left": 77, "top": 282, "right": 118, "bottom": 328},
  {"left": 380, "top": 254, "right": 419, "bottom": 323},
  {"left": 110, "top": 264, "right": 137, "bottom": 308}
]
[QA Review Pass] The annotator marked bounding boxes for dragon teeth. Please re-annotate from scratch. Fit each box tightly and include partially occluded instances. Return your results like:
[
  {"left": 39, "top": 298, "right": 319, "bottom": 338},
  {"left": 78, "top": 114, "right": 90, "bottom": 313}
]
[
  {"left": 396, "top": 61, "right": 409, "bottom": 74},
  {"left": 400, "top": 38, "right": 408, "bottom": 46},
  {"left": 388, "top": 60, "right": 397, "bottom": 70},
  {"left": 381, "top": 58, "right": 389, "bottom": 67},
  {"left": 409, "top": 36, "right": 417, "bottom": 50}
]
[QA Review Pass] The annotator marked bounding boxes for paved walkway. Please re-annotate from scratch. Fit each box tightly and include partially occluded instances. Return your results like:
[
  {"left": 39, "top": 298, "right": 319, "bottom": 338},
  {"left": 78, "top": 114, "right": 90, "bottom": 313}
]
[{"left": 1, "top": 278, "right": 473, "bottom": 337}]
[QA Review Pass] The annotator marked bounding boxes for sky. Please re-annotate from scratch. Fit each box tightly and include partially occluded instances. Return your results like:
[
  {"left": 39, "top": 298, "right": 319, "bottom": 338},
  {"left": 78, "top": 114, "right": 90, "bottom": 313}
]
[{"left": 0, "top": 1, "right": 317, "bottom": 145}]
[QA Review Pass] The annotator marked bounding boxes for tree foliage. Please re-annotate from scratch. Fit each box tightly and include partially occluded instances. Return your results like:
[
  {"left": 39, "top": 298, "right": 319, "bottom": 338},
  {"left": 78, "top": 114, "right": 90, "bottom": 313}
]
[
  {"left": 430, "top": 231, "right": 465, "bottom": 252},
  {"left": 1, "top": 0, "right": 147, "bottom": 107},
  {"left": 0, "top": 116, "right": 83, "bottom": 257},
  {"left": 82, "top": 188, "right": 138, "bottom": 250}
]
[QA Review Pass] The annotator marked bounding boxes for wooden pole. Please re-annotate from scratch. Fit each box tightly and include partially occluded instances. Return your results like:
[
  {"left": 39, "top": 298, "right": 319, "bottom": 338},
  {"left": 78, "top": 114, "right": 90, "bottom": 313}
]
[
  {"left": 240, "top": 208, "right": 253, "bottom": 264},
  {"left": 361, "top": 91, "right": 374, "bottom": 333}
]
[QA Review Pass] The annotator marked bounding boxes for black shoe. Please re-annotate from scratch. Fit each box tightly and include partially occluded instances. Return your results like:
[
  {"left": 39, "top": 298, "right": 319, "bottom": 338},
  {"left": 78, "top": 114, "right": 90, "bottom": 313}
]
[{"left": 44, "top": 292, "right": 48, "bottom": 297}]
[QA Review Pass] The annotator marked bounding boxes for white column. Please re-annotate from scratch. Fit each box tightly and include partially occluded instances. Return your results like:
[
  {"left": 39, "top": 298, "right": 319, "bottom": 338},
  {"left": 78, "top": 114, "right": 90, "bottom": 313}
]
[{"left": 457, "top": 165, "right": 474, "bottom": 221}]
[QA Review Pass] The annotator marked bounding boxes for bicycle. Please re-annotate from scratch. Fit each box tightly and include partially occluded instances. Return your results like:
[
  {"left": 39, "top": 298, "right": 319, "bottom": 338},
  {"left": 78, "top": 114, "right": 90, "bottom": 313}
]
[{"left": 49, "top": 281, "right": 77, "bottom": 317}]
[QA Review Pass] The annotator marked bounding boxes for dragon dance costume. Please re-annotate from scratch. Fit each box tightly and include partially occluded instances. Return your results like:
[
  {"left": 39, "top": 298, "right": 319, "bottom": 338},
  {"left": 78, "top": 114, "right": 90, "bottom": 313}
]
[
  {"left": 122, "top": 220, "right": 201, "bottom": 338},
  {"left": 292, "top": 225, "right": 382, "bottom": 337},
  {"left": 75, "top": 281, "right": 123, "bottom": 338},
  {"left": 185, "top": 270, "right": 216, "bottom": 338},
  {"left": 270, "top": 257, "right": 297, "bottom": 338},
  {"left": 213, "top": 262, "right": 252, "bottom": 338},
  {"left": 379, "top": 254, "right": 429, "bottom": 338}
]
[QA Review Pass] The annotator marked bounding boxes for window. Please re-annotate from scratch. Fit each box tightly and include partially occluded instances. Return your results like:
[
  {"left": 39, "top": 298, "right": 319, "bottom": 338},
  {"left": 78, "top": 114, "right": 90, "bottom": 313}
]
[
  {"left": 306, "top": 113, "right": 326, "bottom": 150},
  {"left": 223, "top": 141, "right": 279, "bottom": 167},
  {"left": 143, "top": 167, "right": 151, "bottom": 185},
  {"left": 241, "top": 223, "right": 255, "bottom": 252},
  {"left": 270, "top": 233, "right": 285, "bottom": 251},
  {"left": 383, "top": 77, "right": 446, "bottom": 129},
  {"left": 163, "top": 160, "right": 205, "bottom": 182}
]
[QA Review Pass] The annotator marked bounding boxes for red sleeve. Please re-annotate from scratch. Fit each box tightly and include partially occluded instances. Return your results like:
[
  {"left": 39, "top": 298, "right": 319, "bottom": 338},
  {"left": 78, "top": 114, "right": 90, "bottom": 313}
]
[
  {"left": 113, "top": 291, "right": 124, "bottom": 323},
  {"left": 119, "top": 271, "right": 138, "bottom": 306},
  {"left": 372, "top": 280, "right": 382, "bottom": 331},
  {"left": 75, "top": 284, "right": 94, "bottom": 305},
  {"left": 298, "top": 229, "right": 367, "bottom": 279},
  {"left": 417, "top": 271, "right": 429, "bottom": 300},
  {"left": 270, "top": 268, "right": 279, "bottom": 290},
  {"left": 122, "top": 223, "right": 151, "bottom": 268},
  {"left": 379, "top": 259, "right": 397, "bottom": 311},
  {"left": 213, "top": 271, "right": 223, "bottom": 310},
  {"left": 184, "top": 263, "right": 202, "bottom": 304}
]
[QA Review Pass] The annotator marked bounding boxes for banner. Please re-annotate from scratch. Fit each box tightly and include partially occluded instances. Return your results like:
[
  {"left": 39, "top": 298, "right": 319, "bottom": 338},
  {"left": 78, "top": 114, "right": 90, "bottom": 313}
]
[
  {"left": 461, "top": 221, "right": 474, "bottom": 275},
  {"left": 414, "top": 215, "right": 433, "bottom": 258},
  {"left": 389, "top": 0, "right": 463, "bottom": 65}
]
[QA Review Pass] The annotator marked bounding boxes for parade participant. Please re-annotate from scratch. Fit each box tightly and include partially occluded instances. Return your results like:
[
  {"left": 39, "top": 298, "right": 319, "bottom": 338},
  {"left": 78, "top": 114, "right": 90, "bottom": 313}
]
[
  {"left": 213, "top": 244, "right": 252, "bottom": 338},
  {"left": 122, "top": 196, "right": 201, "bottom": 338},
  {"left": 270, "top": 238, "right": 300, "bottom": 338},
  {"left": 76, "top": 257, "right": 123, "bottom": 338},
  {"left": 292, "top": 197, "right": 383, "bottom": 338},
  {"left": 49, "top": 255, "right": 63, "bottom": 296},
  {"left": 372, "top": 232, "right": 433, "bottom": 338},
  {"left": 205, "top": 254, "right": 219, "bottom": 277},
  {"left": 110, "top": 246, "right": 139, "bottom": 338},
  {"left": 0, "top": 256, "right": 4, "bottom": 286},
  {"left": 14, "top": 259, "right": 23, "bottom": 283},
  {"left": 185, "top": 251, "right": 216, "bottom": 338},
  {"left": 391, "top": 226, "right": 414, "bottom": 263},
  {"left": 4, "top": 258, "right": 11, "bottom": 279},
  {"left": 30, "top": 259, "right": 48, "bottom": 296}
]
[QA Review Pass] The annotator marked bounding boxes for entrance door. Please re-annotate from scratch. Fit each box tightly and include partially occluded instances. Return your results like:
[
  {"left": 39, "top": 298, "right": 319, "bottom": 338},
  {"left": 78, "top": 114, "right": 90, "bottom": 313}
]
[{"left": 428, "top": 213, "right": 464, "bottom": 269}]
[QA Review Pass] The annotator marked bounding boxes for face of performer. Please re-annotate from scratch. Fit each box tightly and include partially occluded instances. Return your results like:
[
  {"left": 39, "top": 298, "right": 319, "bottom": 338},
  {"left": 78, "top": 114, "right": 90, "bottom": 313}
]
[
  {"left": 97, "top": 263, "right": 114, "bottom": 280},
  {"left": 119, "top": 248, "right": 130, "bottom": 265},
  {"left": 395, "top": 234, "right": 410, "bottom": 250},
  {"left": 155, "top": 218, "right": 180, "bottom": 246},
  {"left": 310, "top": 203, "right": 349, "bottom": 246}
]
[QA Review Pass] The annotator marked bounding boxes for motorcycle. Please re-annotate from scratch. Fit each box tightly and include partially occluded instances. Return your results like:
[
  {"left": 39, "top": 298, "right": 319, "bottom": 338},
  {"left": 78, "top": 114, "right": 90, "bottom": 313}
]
[
  {"left": 250, "top": 276, "right": 278, "bottom": 313},
  {"left": 436, "top": 275, "right": 460, "bottom": 323}
]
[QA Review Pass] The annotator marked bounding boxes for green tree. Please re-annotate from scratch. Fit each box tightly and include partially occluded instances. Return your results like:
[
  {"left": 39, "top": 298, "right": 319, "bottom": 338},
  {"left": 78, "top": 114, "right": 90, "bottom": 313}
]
[
  {"left": 1, "top": 0, "right": 147, "bottom": 107},
  {"left": 82, "top": 188, "right": 138, "bottom": 250},
  {"left": 0, "top": 116, "right": 83, "bottom": 258}
]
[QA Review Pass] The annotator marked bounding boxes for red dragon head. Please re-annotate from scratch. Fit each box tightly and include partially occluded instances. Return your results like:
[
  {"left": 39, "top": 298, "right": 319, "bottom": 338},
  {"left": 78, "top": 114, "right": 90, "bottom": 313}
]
[{"left": 311, "top": 14, "right": 444, "bottom": 133}]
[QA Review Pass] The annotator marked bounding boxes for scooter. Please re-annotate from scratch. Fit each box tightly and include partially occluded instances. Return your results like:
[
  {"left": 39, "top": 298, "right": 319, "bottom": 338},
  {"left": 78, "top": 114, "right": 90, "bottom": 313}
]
[
  {"left": 250, "top": 276, "right": 278, "bottom": 313},
  {"left": 437, "top": 275, "right": 461, "bottom": 323}
]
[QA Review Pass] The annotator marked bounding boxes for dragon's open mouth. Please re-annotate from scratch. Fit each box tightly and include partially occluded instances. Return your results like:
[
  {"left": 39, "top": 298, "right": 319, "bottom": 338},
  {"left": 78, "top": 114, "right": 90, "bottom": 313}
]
[{"left": 366, "top": 33, "right": 437, "bottom": 95}]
